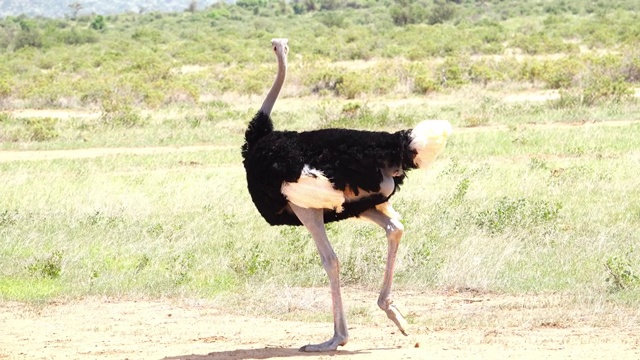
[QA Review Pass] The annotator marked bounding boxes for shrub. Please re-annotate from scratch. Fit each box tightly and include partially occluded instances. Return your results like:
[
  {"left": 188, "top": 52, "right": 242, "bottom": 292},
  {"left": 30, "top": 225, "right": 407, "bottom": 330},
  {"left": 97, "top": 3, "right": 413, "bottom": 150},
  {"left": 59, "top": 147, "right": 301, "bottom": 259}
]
[
  {"left": 581, "top": 75, "right": 633, "bottom": 105},
  {"left": 237, "top": 0, "right": 267, "bottom": 9},
  {"left": 451, "top": 177, "right": 470, "bottom": 205},
  {"left": 605, "top": 248, "right": 639, "bottom": 291},
  {"left": 27, "top": 251, "right": 63, "bottom": 279},
  {"left": 90, "top": 15, "right": 106, "bottom": 30},
  {"left": 322, "top": 102, "right": 393, "bottom": 128},
  {"left": 13, "top": 28, "right": 43, "bottom": 50},
  {"left": 390, "top": 3, "right": 427, "bottom": 26},
  {"left": 168, "top": 252, "right": 196, "bottom": 285},
  {"left": 24, "top": 117, "right": 59, "bottom": 141},
  {"left": 469, "top": 60, "right": 502, "bottom": 87},
  {"left": 209, "top": 6, "right": 231, "bottom": 19},
  {"left": 99, "top": 88, "right": 147, "bottom": 128},
  {"left": 406, "top": 62, "right": 441, "bottom": 94},
  {"left": 60, "top": 28, "right": 99, "bottom": 45},
  {"left": 413, "top": 74, "right": 440, "bottom": 94},
  {"left": 550, "top": 76, "right": 633, "bottom": 108},
  {"left": 0, "top": 77, "right": 11, "bottom": 100},
  {"left": 306, "top": 67, "right": 344, "bottom": 95},
  {"left": 3, "top": 108, "right": 59, "bottom": 142},
  {"left": 437, "top": 57, "right": 469, "bottom": 88},
  {"left": 131, "top": 27, "right": 162, "bottom": 42},
  {"left": 336, "top": 71, "right": 371, "bottom": 99},
  {"left": 621, "top": 50, "right": 640, "bottom": 82},
  {"left": 511, "top": 32, "right": 576, "bottom": 55},
  {"left": 541, "top": 58, "right": 583, "bottom": 89},
  {"left": 0, "top": 112, "right": 11, "bottom": 123},
  {"left": 518, "top": 59, "right": 545, "bottom": 85},
  {"left": 427, "top": 1, "right": 457, "bottom": 25}
]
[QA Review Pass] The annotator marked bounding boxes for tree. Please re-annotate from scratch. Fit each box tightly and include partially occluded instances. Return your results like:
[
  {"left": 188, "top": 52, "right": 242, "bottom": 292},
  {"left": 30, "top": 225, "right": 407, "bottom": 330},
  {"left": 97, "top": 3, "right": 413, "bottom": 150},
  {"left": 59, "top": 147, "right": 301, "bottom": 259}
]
[
  {"left": 186, "top": 1, "right": 198, "bottom": 13},
  {"left": 69, "top": 2, "right": 83, "bottom": 20},
  {"left": 428, "top": 1, "right": 456, "bottom": 25}
]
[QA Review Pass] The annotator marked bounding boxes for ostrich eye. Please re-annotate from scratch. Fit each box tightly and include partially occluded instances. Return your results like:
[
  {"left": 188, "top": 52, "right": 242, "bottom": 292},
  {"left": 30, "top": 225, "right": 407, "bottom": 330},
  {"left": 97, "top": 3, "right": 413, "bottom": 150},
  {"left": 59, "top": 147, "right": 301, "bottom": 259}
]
[{"left": 273, "top": 46, "right": 277, "bottom": 52}]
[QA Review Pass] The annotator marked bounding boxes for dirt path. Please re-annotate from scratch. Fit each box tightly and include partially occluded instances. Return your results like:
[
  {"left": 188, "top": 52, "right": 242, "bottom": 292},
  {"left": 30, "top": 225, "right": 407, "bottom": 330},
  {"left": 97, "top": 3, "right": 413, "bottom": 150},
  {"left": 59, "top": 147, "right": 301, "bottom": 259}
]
[{"left": 1, "top": 291, "right": 638, "bottom": 360}]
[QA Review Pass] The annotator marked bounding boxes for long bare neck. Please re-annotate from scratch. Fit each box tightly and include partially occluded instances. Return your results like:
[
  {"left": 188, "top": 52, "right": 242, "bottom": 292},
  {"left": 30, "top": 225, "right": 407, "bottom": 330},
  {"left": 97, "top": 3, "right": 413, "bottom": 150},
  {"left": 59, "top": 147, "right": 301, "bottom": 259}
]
[{"left": 259, "top": 48, "right": 287, "bottom": 116}]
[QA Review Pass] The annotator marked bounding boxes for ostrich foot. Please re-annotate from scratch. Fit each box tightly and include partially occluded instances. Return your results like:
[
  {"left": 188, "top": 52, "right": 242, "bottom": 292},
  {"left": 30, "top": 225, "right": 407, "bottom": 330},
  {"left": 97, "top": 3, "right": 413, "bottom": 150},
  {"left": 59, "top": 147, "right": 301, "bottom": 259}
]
[
  {"left": 380, "top": 298, "right": 409, "bottom": 336},
  {"left": 299, "top": 334, "right": 348, "bottom": 352}
]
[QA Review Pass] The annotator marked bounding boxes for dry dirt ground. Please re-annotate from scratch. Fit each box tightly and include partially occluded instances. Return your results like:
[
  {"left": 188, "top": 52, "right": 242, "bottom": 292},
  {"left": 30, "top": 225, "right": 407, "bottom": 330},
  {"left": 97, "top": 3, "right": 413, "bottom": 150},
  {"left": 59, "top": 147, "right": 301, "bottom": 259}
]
[{"left": 1, "top": 290, "right": 639, "bottom": 360}]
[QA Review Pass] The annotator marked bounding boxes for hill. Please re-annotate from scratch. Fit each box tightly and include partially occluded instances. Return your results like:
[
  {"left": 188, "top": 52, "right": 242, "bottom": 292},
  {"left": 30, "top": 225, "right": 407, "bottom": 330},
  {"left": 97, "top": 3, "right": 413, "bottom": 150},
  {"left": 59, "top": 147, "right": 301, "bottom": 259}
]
[{"left": 0, "top": 0, "right": 217, "bottom": 19}]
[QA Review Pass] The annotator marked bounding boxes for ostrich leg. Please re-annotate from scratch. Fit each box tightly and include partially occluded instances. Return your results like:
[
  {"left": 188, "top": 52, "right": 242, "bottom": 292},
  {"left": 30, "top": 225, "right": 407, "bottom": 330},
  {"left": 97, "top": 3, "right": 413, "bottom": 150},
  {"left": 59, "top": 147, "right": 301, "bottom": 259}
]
[
  {"left": 360, "top": 206, "right": 409, "bottom": 335},
  {"left": 290, "top": 203, "right": 349, "bottom": 352}
]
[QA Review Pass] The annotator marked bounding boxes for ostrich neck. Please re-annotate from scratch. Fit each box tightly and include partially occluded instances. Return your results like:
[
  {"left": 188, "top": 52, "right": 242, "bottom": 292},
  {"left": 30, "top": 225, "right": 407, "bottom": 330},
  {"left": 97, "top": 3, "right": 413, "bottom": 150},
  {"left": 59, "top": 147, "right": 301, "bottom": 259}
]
[{"left": 259, "top": 53, "right": 287, "bottom": 116}]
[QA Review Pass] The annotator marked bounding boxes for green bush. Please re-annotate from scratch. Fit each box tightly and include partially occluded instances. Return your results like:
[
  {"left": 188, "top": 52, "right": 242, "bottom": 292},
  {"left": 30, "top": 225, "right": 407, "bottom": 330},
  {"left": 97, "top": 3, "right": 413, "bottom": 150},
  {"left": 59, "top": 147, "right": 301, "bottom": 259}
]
[
  {"left": 13, "top": 28, "right": 43, "bottom": 50},
  {"left": 511, "top": 32, "right": 577, "bottom": 55},
  {"left": 0, "top": 112, "right": 11, "bottom": 123},
  {"left": 582, "top": 75, "right": 633, "bottom": 105},
  {"left": 390, "top": 2, "right": 427, "bottom": 26},
  {"left": 406, "top": 62, "right": 441, "bottom": 94},
  {"left": 541, "top": 58, "right": 584, "bottom": 89},
  {"left": 99, "top": 88, "right": 147, "bottom": 128},
  {"left": 437, "top": 57, "right": 469, "bottom": 88},
  {"left": 413, "top": 74, "right": 441, "bottom": 94},
  {"left": 336, "top": 71, "right": 371, "bottom": 99},
  {"left": 332, "top": 67, "right": 397, "bottom": 99},
  {"left": 621, "top": 51, "right": 640, "bottom": 82},
  {"left": 549, "top": 89, "right": 582, "bottom": 109},
  {"left": 322, "top": 102, "right": 393, "bottom": 128},
  {"left": 605, "top": 248, "right": 639, "bottom": 291},
  {"left": 518, "top": 59, "right": 545, "bottom": 85},
  {"left": 468, "top": 60, "right": 503, "bottom": 86},
  {"left": 427, "top": 1, "right": 457, "bottom": 25},
  {"left": 305, "top": 66, "right": 344, "bottom": 96},
  {"left": 24, "top": 117, "right": 59, "bottom": 141},
  {"left": 90, "top": 15, "right": 106, "bottom": 30},
  {"left": 60, "top": 28, "right": 99, "bottom": 45},
  {"left": 209, "top": 6, "right": 231, "bottom": 19},
  {"left": 0, "top": 115, "right": 59, "bottom": 143},
  {"left": 0, "top": 77, "right": 11, "bottom": 99},
  {"left": 27, "top": 251, "right": 63, "bottom": 279}
]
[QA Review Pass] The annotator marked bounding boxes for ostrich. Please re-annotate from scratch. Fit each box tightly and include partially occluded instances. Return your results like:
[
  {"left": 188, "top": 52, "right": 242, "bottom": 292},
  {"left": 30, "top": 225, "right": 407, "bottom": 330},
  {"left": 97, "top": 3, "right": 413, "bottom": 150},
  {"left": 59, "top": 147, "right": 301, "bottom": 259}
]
[{"left": 241, "top": 39, "right": 452, "bottom": 352}]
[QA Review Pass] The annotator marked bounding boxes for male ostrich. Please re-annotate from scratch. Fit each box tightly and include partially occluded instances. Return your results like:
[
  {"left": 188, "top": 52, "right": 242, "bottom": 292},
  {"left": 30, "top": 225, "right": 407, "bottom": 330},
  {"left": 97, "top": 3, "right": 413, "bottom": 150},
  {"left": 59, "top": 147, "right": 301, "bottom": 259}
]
[{"left": 241, "top": 39, "right": 452, "bottom": 352}]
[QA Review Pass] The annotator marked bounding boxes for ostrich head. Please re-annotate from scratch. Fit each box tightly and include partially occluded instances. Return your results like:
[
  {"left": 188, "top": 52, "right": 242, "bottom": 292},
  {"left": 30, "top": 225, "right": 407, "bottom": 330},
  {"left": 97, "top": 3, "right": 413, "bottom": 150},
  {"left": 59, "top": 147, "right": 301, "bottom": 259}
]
[{"left": 271, "top": 38, "right": 289, "bottom": 62}]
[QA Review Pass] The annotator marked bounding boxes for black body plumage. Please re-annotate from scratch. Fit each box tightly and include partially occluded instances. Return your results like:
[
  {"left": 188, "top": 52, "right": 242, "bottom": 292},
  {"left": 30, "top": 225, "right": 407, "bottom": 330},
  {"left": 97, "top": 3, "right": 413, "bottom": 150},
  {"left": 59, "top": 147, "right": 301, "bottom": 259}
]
[{"left": 242, "top": 110, "right": 418, "bottom": 226}]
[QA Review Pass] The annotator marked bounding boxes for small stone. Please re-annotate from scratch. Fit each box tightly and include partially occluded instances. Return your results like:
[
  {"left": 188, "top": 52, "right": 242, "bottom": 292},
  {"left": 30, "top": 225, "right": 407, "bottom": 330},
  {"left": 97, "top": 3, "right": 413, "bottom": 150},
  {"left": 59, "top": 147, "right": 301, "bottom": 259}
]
[{"left": 414, "top": 342, "right": 420, "bottom": 348}]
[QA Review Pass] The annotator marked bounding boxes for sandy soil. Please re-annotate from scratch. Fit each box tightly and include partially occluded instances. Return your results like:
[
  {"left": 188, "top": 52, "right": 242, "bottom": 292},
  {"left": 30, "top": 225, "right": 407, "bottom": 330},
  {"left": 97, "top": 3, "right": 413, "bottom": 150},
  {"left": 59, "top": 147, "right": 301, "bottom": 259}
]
[{"left": 1, "top": 290, "right": 638, "bottom": 360}]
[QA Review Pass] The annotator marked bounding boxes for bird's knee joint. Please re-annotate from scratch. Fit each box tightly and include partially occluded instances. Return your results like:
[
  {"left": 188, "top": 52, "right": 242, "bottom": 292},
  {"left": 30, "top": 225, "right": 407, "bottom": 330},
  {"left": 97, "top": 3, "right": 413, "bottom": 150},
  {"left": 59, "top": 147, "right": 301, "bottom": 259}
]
[
  {"left": 387, "top": 226, "right": 403, "bottom": 237},
  {"left": 386, "top": 219, "right": 404, "bottom": 238}
]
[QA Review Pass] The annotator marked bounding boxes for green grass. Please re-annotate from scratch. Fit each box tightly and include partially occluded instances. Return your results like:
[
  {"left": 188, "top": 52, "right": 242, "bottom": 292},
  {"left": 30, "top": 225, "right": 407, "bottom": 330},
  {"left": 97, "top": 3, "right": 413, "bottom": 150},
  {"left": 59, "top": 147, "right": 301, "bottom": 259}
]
[{"left": 1, "top": 103, "right": 639, "bottom": 303}]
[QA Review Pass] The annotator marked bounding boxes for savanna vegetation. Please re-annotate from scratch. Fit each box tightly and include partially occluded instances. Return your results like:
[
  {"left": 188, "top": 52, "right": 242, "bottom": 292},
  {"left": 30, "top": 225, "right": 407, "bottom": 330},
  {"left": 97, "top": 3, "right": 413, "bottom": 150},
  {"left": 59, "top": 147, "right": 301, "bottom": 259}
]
[{"left": 0, "top": 0, "right": 639, "bottom": 327}]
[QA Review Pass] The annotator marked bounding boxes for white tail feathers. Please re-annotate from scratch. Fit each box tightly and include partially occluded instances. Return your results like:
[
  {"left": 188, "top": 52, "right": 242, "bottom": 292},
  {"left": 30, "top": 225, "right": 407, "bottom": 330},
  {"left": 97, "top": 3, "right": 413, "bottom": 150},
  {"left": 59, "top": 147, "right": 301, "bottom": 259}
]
[{"left": 409, "top": 120, "right": 453, "bottom": 169}]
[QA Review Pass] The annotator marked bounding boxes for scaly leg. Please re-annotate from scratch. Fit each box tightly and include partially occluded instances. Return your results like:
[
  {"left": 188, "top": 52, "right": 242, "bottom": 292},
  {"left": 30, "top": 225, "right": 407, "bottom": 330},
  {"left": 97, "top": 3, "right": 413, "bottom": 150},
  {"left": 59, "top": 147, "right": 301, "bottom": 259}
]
[
  {"left": 360, "top": 206, "right": 409, "bottom": 336},
  {"left": 290, "top": 203, "right": 349, "bottom": 352}
]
